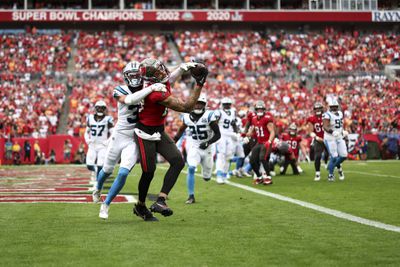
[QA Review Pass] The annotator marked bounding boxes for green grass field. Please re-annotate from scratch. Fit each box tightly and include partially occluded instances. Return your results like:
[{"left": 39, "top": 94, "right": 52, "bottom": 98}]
[{"left": 1, "top": 161, "right": 399, "bottom": 266}]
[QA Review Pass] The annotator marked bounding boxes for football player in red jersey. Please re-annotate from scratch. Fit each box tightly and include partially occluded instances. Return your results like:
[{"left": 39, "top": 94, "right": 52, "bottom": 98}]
[
  {"left": 307, "top": 102, "right": 328, "bottom": 181},
  {"left": 280, "top": 123, "right": 302, "bottom": 175},
  {"left": 133, "top": 58, "right": 208, "bottom": 220},
  {"left": 245, "top": 100, "right": 275, "bottom": 185}
]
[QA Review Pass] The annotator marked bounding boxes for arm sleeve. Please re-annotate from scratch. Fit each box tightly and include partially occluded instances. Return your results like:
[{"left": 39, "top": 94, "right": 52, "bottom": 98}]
[
  {"left": 124, "top": 86, "right": 154, "bottom": 105},
  {"left": 169, "top": 67, "right": 184, "bottom": 84},
  {"left": 113, "top": 86, "right": 129, "bottom": 99}
]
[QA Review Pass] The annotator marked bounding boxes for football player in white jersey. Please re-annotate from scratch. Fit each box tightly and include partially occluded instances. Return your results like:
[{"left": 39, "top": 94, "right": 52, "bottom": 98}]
[
  {"left": 84, "top": 100, "right": 114, "bottom": 181},
  {"left": 93, "top": 61, "right": 168, "bottom": 220},
  {"left": 215, "top": 97, "right": 239, "bottom": 184},
  {"left": 174, "top": 94, "right": 221, "bottom": 204},
  {"left": 231, "top": 112, "right": 246, "bottom": 177},
  {"left": 323, "top": 98, "right": 347, "bottom": 181}
]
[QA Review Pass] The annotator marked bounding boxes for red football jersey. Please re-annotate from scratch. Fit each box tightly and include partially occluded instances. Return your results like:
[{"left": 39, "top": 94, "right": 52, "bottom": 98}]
[
  {"left": 281, "top": 133, "right": 302, "bottom": 158},
  {"left": 251, "top": 112, "right": 274, "bottom": 144},
  {"left": 138, "top": 81, "right": 171, "bottom": 127},
  {"left": 307, "top": 115, "right": 324, "bottom": 139}
]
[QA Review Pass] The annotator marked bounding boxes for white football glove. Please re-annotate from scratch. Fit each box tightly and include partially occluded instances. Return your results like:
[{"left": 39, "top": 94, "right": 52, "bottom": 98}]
[
  {"left": 332, "top": 131, "right": 340, "bottom": 138},
  {"left": 310, "top": 132, "right": 316, "bottom": 138},
  {"left": 342, "top": 130, "right": 349, "bottom": 138},
  {"left": 180, "top": 62, "right": 198, "bottom": 72},
  {"left": 149, "top": 83, "right": 167, "bottom": 92},
  {"left": 242, "top": 136, "right": 250, "bottom": 144}
]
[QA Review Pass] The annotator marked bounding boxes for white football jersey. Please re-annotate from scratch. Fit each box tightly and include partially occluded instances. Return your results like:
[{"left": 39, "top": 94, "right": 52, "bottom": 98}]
[
  {"left": 323, "top": 110, "right": 344, "bottom": 140},
  {"left": 113, "top": 85, "right": 141, "bottom": 136},
  {"left": 217, "top": 108, "right": 237, "bottom": 135},
  {"left": 182, "top": 110, "right": 218, "bottom": 147},
  {"left": 86, "top": 114, "right": 113, "bottom": 145}
]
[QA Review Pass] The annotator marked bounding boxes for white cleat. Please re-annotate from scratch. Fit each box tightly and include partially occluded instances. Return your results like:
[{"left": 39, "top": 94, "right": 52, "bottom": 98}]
[
  {"left": 99, "top": 203, "right": 109, "bottom": 219},
  {"left": 269, "top": 171, "right": 276, "bottom": 177},
  {"left": 216, "top": 177, "right": 225, "bottom": 184},
  {"left": 297, "top": 166, "right": 303, "bottom": 173},
  {"left": 338, "top": 169, "right": 345, "bottom": 181},
  {"left": 92, "top": 189, "right": 101, "bottom": 203},
  {"left": 279, "top": 166, "right": 284, "bottom": 173},
  {"left": 314, "top": 174, "right": 320, "bottom": 181}
]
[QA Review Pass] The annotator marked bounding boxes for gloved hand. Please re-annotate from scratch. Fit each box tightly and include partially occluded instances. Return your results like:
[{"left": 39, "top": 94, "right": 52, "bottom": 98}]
[
  {"left": 242, "top": 136, "right": 250, "bottom": 144},
  {"left": 180, "top": 62, "right": 198, "bottom": 72},
  {"left": 199, "top": 141, "right": 209, "bottom": 150},
  {"left": 310, "top": 132, "right": 316, "bottom": 138},
  {"left": 342, "top": 130, "right": 349, "bottom": 138},
  {"left": 193, "top": 68, "right": 208, "bottom": 87}
]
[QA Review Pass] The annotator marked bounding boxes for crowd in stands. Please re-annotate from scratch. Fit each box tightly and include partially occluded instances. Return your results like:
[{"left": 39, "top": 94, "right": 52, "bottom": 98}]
[
  {"left": 74, "top": 31, "right": 177, "bottom": 76},
  {"left": 0, "top": 77, "right": 66, "bottom": 138},
  {"left": 174, "top": 29, "right": 399, "bottom": 76},
  {"left": 1, "top": 29, "right": 399, "bottom": 159},
  {"left": 0, "top": 29, "right": 72, "bottom": 79}
]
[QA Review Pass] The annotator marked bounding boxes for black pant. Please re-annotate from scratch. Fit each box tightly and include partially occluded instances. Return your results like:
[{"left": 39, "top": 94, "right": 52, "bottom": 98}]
[
  {"left": 281, "top": 157, "right": 299, "bottom": 175},
  {"left": 135, "top": 130, "right": 185, "bottom": 203},
  {"left": 249, "top": 143, "right": 270, "bottom": 177},
  {"left": 314, "top": 140, "right": 328, "bottom": 172}
]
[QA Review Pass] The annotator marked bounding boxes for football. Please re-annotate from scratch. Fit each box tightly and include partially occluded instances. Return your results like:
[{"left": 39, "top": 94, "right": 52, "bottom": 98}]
[{"left": 190, "top": 63, "right": 207, "bottom": 79}]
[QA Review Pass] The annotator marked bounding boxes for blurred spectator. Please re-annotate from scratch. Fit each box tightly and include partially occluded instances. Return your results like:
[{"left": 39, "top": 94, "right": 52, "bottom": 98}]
[
  {"left": 73, "top": 142, "right": 86, "bottom": 164},
  {"left": 23, "top": 140, "right": 31, "bottom": 162},
  {"left": 46, "top": 149, "right": 56, "bottom": 164},
  {"left": 5, "top": 138, "right": 13, "bottom": 160},
  {"left": 12, "top": 141, "right": 21, "bottom": 165},
  {"left": 63, "top": 140, "right": 72, "bottom": 161}
]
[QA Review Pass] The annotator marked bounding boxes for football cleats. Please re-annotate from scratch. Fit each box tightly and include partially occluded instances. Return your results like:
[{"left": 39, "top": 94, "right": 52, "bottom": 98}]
[
  {"left": 95, "top": 100, "right": 107, "bottom": 116},
  {"left": 254, "top": 100, "right": 266, "bottom": 117},
  {"left": 123, "top": 61, "right": 142, "bottom": 87},
  {"left": 139, "top": 58, "right": 170, "bottom": 84},
  {"left": 288, "top": 123, "right": 297, "bottom": 136},
  {"left": 192, "top": 94, "right": 207, "bottom": 115},
  {"left": 314, "top": 102, "right": 323, "bottom": 116}
]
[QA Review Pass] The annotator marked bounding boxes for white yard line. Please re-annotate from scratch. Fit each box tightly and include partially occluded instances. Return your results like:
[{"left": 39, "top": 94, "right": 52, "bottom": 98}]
[
  {"left": 345, "top": 170, "right": 400, "bottom": 179},
  {"left": 159, "top": 166, "right": 400, "bottom": 234}
]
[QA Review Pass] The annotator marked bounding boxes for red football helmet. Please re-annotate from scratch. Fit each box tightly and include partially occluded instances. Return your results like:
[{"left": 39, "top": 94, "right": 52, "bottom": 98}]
[
  {"left": 139, "top": 58, "right": 170, "bottom": 84},
  {"left": 313, "top": 102, "right": 323, "bottom": 116}
]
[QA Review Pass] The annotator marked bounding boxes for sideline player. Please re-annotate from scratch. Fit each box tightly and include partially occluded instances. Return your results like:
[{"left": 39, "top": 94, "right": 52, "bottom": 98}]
[
  {"left": 245, "top": 101, "right": 275, "bottom": 185},
  {"left": 215, "top": 97, "right": 238, "bottom": 184},
  {"left": 323, "top": 98, "right": 347, "bottom": 181},
  {"left": 84, "top": 100, "right": 113, "bottom": 181},
  {"left": 133, "top": 58, "right": 208, "bottom": 220},
  {"left": 93, "top": 61, "right": 168, "bottom": 220},
  {"left": 174, "top": 94, "right": 221, "bottom": 204},
  {"left": 280, "top": 123, "right": 301, "bottom": 175},
  {"left": 307, "top": 102, "right": 328, "bottom": 181}
]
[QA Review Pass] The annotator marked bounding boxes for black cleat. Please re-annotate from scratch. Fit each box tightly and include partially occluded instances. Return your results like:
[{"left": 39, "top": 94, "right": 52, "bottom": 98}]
[
  {"left": 185, "top": 196, "right": 195, "bottom": 204},
  {"left": 133, "top": 204, "right": 158, "bottom": 221},
  {"left": 150, "top": 198, "right": 173, "bottom": 217}
]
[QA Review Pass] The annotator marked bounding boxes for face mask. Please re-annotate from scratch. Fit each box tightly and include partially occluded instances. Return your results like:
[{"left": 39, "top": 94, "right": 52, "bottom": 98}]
[
  {"left": 257, "top": 112, "right": 264, "bottom": 117},
  {"left": 193, "top": 109, "right": 204, "bottom": 115},
  {"left": 96, "top": 112, "right": 104, "bottom": 116},
  {"left": 315, "top": 111, "right": 322, "bottom": 116}
]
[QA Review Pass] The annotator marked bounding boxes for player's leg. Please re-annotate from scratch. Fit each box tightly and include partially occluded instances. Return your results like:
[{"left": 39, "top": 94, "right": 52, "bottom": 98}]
[
  {"left": 314, "top": 141, "right": 324, "bottom": 181},
  {"left": 151, "top": 132, "right": 185, "bottom": 216},
  {"left": 250, "top": 144, "right": 263, "bottom": 184},
  {"left": 325, "top": 139, "right": 338, "bottom": 181},
  {"left": 215, "top": 139, "right": 227, "bottom": 184},
  {"left": 233, "top": 143, "right": 245, "bottom": 177},
  {"left": 86, "top": 145, "right": 97, "bottom": 179},
  {"left": 133, "top": 133, "right": 158, "bottom": 221},
  {"left": 224, "top": 138, "right": 235, "bottom": 180},
  {"left": 336, "top": 139, "right": 348, "bottom": 180},
  {"left": 103, "top": 141, "right": 138, "bottom": 206},
  {"left": 96, "top": 146, "right": 107, "bottom": 178},
  {"left": 186, "top": 146, "right": 201, "bottom": 204},
  {"left": 259, "top": 144, "right": 272, "bottom": 184}
]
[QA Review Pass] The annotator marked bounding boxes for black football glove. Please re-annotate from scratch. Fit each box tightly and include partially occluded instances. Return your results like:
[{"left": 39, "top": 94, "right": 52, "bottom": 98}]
[
  {"left": 194, "top": 68, "right": 208, "bottom": 87},
  {"left": 199, "top": 141, "right": 209, "bottom": 150}
]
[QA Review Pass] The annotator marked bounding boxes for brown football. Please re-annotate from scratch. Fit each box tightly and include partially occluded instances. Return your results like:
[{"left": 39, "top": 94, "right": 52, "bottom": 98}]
[{"left": 190, "top": 63, "right": 207, "bottom": 78}]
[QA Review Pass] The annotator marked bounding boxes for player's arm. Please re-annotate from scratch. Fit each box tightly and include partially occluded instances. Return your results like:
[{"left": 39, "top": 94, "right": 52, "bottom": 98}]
[
  {"left": 231, "top": 120, "right": 239, "bottom": 133},
  {"left": 243, "top": 120, "right": 251, "bottom": 134},
  {"left": 199, "top": 121, "right": 221, "bottom": 149},
  {"left": 159, "top": 84, "right": 203, "bottom": 113},
  {"left": 84, "top": 121, "right": 91, "bottom": 144},
  {"left": 173, "top": 124, "right": 188, "bottom": 143},
  {"left": 115, "top": 84, "right": 167, "bottom": 105},
  {"left": 169, "top": 62, "right": 198, "bottom": 84},
  {"left": 267, "top": 122, "right": 275, "bottom": 143},
  {"left": 323, "top": 118, "right": 333, "bottom": 134},
  {"left": 107, "top": 118, "right": 114, "bottom": 136}
]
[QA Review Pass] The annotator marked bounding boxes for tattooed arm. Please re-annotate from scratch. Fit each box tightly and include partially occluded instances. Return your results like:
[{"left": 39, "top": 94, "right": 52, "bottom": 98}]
[{"left": 159, "top": 84, "right": 203, "bottom": 113}]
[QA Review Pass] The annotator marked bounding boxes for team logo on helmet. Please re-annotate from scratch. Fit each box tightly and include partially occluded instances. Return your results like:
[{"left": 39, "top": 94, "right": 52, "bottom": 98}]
[{"left": 123, "top": 61, "right": 142, "bottom": 87}]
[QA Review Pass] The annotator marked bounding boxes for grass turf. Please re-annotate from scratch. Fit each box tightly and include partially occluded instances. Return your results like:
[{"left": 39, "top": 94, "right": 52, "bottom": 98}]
[{"left": 0, "top": 161, "right": 399, "bottom": 266}]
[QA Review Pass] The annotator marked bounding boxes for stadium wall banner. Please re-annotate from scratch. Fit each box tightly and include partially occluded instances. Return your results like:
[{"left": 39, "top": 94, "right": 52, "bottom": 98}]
[
  {"left": 0, "top": 10, "right": 374, "bottom": 23},
  {"left": 0, "top": 135, "right": 85, "bottom": 165},
  {"left": 372, "top": 11, "right": 400, "bottom": 22}
]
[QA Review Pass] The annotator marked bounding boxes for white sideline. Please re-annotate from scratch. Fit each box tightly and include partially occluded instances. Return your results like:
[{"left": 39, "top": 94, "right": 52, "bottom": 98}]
[{"left": 159, "top": 166, "right": 400, "bottom": 234}]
